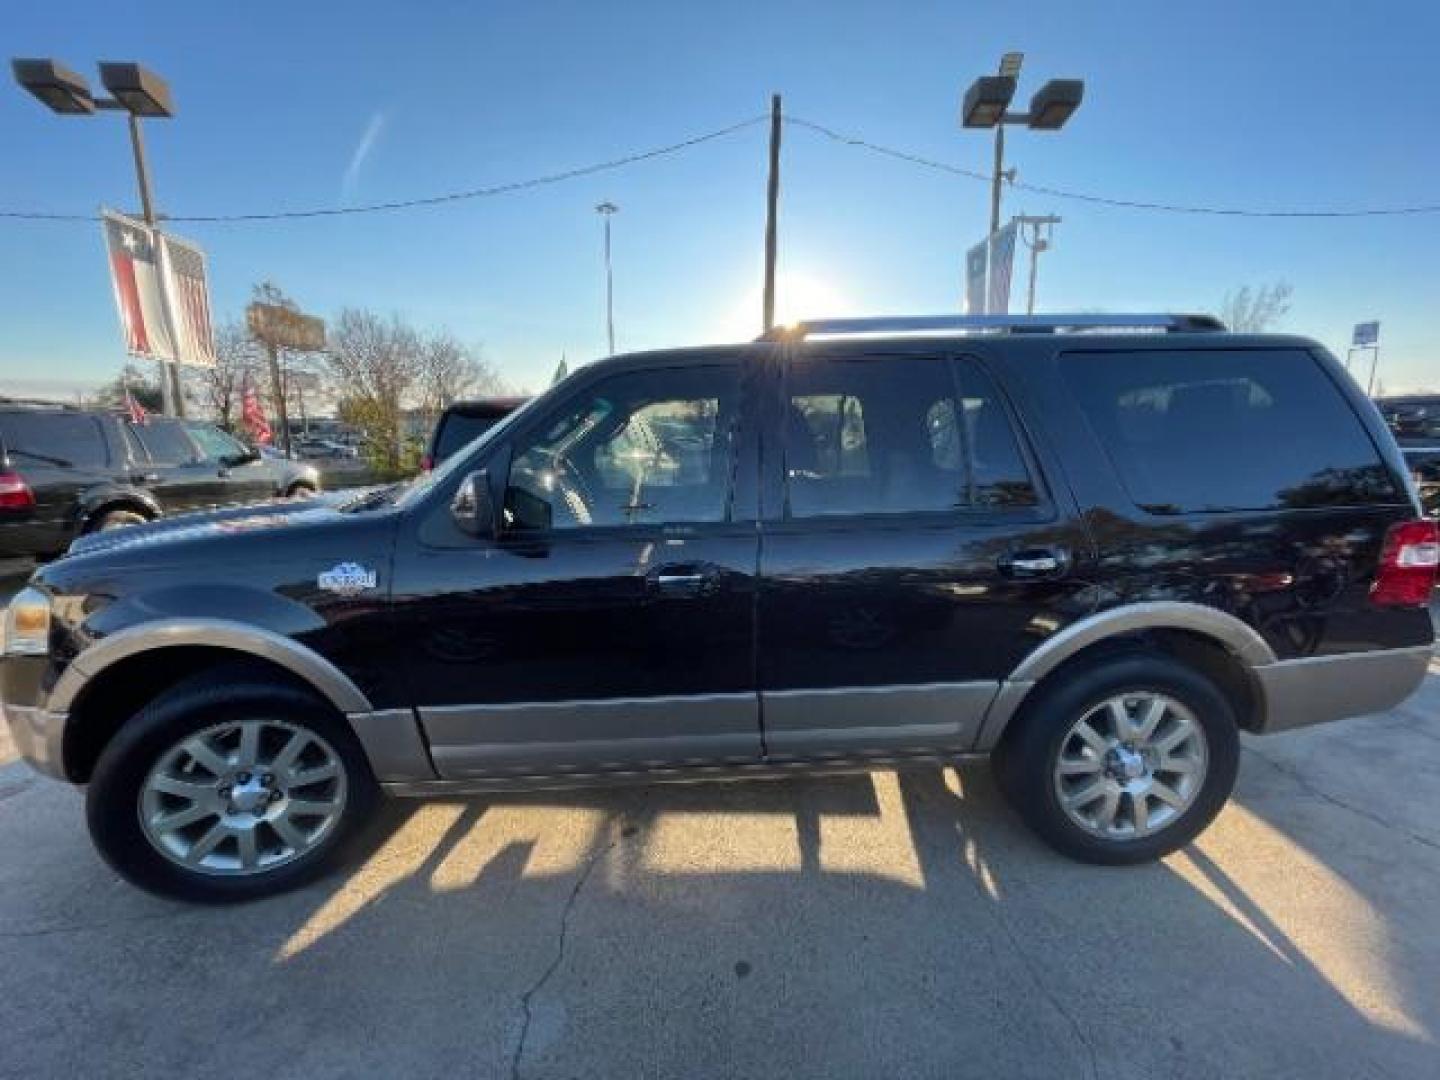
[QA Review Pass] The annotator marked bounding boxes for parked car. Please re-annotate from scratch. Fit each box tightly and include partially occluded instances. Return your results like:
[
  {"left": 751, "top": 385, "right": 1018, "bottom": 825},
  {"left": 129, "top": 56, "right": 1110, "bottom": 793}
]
[
  {"left": 2, "top": 314, "right": 1435, "bottom": 902},
  {"left": 1375, "top": 395, "right": 1440, "bottom": 517},
  {"left": 294, "top": 437, "right": 359, "bottom": 461},
  {"left": 0, "top": 402, "right": 321, "bottom": 559},
  {"left": 422, "top": 396, "right": 529, "bottom": 470}
]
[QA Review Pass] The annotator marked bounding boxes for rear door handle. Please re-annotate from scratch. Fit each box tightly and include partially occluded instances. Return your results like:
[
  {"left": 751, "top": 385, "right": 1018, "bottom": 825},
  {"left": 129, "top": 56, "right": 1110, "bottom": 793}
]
[{"left": 999, "top": 548, "right": 1070, "bottom": 579}]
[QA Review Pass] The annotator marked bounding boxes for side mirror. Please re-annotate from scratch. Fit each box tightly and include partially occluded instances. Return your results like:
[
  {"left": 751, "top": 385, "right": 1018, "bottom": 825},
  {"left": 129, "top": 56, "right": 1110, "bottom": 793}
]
[{"left": 451, "top": 470, "right": 498, "bottom": 538}]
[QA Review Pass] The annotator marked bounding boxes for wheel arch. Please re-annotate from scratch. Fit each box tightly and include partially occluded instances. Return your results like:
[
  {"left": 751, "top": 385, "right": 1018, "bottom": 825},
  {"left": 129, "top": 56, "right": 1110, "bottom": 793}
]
[
  {"left": 55, "top": 621, "right": 374, "bottom": 784},
  {"left": 976, "top": 602, "right": 1275, "bottom": 750},
  {"left": 75, "top": 486, "right": 161, "bottom": 532}
]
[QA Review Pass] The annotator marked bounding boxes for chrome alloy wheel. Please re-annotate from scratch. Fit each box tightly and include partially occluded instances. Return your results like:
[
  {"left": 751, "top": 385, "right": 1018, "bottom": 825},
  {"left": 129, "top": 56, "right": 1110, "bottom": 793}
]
[
  {"left": 139, "top": 719, "right": 348, "bottom": 875},
  {"left": 1052, "top": 692, "right": 1208, "bottom": 841}
]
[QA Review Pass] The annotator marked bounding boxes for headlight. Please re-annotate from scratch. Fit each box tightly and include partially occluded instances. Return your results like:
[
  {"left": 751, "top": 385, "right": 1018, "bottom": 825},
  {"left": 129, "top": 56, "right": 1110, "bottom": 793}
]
[{"left": 3, "top": 587, "right": 51, "bottom": 656}]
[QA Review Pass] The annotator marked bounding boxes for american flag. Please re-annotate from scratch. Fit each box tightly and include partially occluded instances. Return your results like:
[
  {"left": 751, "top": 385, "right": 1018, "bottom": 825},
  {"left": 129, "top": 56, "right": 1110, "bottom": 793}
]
[
  {"left": 242, "top": 381, "right": 272, "bottom": 445},
  {"left": 124, "top": 388, "right": 148, "bottom": 425},
  {"left": 160, "top": 233, "right": 219, "bottom": 367},
  {"left": 102, "top": 210, "right": 217, "bottom": 367}
]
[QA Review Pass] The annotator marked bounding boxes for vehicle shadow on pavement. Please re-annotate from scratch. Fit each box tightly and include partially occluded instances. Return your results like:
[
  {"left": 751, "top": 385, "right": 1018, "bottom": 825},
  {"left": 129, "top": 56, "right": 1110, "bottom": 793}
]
[{"left": 3, "top": 747, "right": 1438, "bottom": 1079}]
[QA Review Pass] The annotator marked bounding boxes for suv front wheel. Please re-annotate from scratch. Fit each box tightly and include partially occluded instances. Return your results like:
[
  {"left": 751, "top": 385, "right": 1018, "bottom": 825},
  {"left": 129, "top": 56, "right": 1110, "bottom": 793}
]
[
  {"left": 995, "top": 653, "right": 1240, "bottom": 864},
  {"left": 86, "top": 671, "right": 378, "bottom": 902}
]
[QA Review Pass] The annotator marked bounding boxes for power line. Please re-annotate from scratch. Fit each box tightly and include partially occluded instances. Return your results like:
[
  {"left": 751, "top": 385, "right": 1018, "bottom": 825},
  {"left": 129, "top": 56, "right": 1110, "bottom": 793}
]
[
  {"left": 0, "top": 114, "right": 768, "bottom": 224},
  {"left": 785, "top": 115, "right": 1440, "bottom": 219}
]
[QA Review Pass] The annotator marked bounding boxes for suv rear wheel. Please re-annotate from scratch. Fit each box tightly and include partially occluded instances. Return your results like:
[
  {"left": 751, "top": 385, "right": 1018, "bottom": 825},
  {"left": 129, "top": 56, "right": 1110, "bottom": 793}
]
[
  {"left": 86, "top": 672, "right": 378, "bottom": 902},
  {"left": 994, "top": 653, "right": 1240, "bottom": 864},
  {"left": 89, "top": 507, "right": 149, "bottom": 532}
]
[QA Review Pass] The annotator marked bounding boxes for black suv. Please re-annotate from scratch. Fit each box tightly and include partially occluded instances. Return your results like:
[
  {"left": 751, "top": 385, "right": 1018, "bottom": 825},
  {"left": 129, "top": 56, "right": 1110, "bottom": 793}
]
[
  {"left": 422, "top": 396, "right": 528, "bottom": 470},
  {"left": 0, "top": 403, "right": 321, "bottom": 560},
  {"left": 3, "top": 314, "right": 1435, "bottom": 902}
]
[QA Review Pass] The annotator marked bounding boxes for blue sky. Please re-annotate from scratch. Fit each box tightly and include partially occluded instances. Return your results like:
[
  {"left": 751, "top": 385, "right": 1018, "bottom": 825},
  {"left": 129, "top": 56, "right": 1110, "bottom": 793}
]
[{"left": 2, "top": 0, "right": 1438, "bottom": 399}]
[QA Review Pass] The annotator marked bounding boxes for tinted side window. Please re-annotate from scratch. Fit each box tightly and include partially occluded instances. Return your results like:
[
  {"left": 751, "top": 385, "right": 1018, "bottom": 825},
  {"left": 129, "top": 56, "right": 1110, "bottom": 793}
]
[
  {"left": 783, "top": 356, "right": 1036, "bottom": 518},
  {"left": 1065, "top": 349, "right": 1398, "bottom": 513},
  {"left": 136, "top": 420, "right": 200, "bottom": 465},
  {"left": 0, "top": 412, "right": 109, "bottom": 469},
  {"left": 505, "top": 366, "right": 739, "bottom": 530}
]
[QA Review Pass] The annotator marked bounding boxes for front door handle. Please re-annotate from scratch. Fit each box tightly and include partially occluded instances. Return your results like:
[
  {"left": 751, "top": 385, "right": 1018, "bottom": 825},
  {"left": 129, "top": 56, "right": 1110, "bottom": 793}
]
[
  {"left": 649, "top": 564, "right": 719, "bottom": 597},
  {"left": 999, "top": 547, "right": 1070, "bottom": 580}
]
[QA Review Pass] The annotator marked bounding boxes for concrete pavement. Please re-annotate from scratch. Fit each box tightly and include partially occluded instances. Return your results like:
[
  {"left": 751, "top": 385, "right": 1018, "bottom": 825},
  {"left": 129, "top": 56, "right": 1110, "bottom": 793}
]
[{"left": 3, "top": 660, "right": 1439, "bottom": 1078}]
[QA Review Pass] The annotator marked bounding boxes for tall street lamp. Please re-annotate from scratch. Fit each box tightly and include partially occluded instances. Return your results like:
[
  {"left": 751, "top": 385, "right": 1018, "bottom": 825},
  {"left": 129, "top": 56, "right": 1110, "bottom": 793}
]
[
  {"left": 961, "top": 52, "right": 1083, "bottom": 308},
  {"left": 12, "top": 57, "right": 185, "bottom": 415},
  {"left": 595, "top": 201, "right": 618, "bottom": 356}
]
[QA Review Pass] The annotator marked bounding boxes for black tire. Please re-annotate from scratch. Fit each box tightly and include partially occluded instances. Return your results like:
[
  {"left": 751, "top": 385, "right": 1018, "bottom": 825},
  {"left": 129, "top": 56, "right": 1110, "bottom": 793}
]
[
  {"left": 88, "top": 507, "right": 149, "bottom": 532},
  {"left": 86, "top": 670, "right": 379, "bottom": 903},
  {"left": 285, "top": 482, "right": 318, "bottom": 500},
  {"left": 993, "top": 652, "right": 1240, "bottom": 865}
]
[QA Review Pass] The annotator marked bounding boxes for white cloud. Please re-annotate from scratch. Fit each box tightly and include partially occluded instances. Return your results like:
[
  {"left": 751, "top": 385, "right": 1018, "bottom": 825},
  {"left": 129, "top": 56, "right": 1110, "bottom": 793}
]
[{"left": 341, "top": 111, "right": 389, "bottom": 203}]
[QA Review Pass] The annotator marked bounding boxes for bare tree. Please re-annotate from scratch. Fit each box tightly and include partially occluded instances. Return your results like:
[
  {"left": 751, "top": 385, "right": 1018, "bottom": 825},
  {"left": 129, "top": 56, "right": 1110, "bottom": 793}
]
[
  {"left": 197, "top": 321, "right": 264, "bottom": 431},
  {"left": 1219, "top": 282, "right": 1293, "bottom": 332},
  {"left": 323, "top": 308, "right": 423, "bottom": 475},
  {"left": 416, "top": 333, "right": 504, "bottom": 423}
]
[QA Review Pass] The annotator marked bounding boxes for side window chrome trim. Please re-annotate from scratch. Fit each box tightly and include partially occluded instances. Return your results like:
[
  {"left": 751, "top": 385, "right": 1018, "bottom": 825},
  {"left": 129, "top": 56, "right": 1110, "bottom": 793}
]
[{"left": 50, "top": 618, "right": 374, "bottom": 715}]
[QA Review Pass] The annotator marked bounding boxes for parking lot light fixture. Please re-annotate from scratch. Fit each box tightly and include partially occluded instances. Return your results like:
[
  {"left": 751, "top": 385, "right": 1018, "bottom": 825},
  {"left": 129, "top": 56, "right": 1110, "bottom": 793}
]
[
  {"left": 11, "top": 58, "right": 96, "bottom": 114},
  {"left": 961, "top": 75, "right": 1017, "bottom": 129},
  {"left": 98, "top": 62, "right": 174, "bottom": 118},
  {"left": 1027, "top": 79, "right": 1085, "bottom": 131},
  {"left": 11, "top": 55, "right": 184, "bottom": 415}
]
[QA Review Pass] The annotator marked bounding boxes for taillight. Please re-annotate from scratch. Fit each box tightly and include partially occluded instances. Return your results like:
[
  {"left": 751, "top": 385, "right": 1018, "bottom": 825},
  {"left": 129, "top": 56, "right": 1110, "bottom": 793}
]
[
  {"left": 1371, "top": 519, "right": 1440, "bottom": 607},
  {"left": 420, "top": 454, "right": 434, "bottom": 472},
  {"left": 0, "top": 470, "right": 34, "bottom": 510}
]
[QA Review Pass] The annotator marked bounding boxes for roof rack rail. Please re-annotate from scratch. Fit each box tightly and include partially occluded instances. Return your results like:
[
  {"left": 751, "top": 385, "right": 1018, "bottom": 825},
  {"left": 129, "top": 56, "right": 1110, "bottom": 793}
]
[{"left": 758, "top": 312, "right": 1226, "bottom": 342}]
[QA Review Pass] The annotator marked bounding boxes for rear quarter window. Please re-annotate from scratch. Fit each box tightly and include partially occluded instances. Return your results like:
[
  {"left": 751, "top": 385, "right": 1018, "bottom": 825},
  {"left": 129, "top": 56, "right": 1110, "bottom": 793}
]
[
  {"left": 1064, "top": 349, "right": 1399, "bottom": 514},
  {"left": 0, "top": 412, "right": 110, "bottom": 469}
]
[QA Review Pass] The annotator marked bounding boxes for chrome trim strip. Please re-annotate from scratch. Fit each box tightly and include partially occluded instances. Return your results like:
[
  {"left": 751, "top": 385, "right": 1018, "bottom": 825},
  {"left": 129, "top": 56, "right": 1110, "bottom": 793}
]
[
  {"left": 347, "top": 708, "right": 436, "bottom": 782},
  {"left": 1, "top": 703, "right": 68, "bottom": 781},
  {"left": 1254, "top": 645, "right": 1433, "bottom": 734},
  {"left": 50, "top": 618, "right": 374, "bottom": 715},
  {"left": 1007, "top": 602, "right": 1278, "bottom": 685},
  {"left": 383, "top": 751, "right": 991, "bottom": 797},
  {"left": 419, "top": 692, "right": 759, "bottom": 779},
  {"left": 762, "top": 682, "right": 998, "bottom": 755}
]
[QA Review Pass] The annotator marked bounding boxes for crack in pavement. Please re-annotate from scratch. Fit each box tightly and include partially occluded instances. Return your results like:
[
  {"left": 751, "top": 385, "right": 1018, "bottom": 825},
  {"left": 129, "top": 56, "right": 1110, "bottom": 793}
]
[
  {"left": 507, "top": 818, "right": 623, "bottom": 1080},
  {"left": 1243, "top": 746, "right": 1440, "bottom": 855}
]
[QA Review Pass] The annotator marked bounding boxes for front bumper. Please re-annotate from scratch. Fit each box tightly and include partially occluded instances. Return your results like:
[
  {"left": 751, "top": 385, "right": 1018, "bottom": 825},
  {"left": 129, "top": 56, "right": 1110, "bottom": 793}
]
[{"left": 1, "top": 701, "right": 68, "bottom": 780}]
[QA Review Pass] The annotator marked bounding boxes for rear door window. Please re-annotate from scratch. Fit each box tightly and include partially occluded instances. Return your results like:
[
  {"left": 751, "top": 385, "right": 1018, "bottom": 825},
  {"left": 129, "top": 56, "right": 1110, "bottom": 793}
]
[
  {"left": 1064, "top": 349, "right": 1398, "bottom": 513},
  {"left": 0, "top": 412, "right": 109, "bottom": 469},
  {"left": 782, "top": 355, "right": 1037, "bottom": 518},
  {"left": 136, "top": 419, "right": 200, "bottom": 465}
]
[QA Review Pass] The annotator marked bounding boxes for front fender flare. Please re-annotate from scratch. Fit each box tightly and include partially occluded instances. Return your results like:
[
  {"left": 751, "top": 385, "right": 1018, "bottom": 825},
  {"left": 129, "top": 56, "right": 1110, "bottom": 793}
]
[{"left": 50, "top": 617, "right": 373, "bottom": 715}]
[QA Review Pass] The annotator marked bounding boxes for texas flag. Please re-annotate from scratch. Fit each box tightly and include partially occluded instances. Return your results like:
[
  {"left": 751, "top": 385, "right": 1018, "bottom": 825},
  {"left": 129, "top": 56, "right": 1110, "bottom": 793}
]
[
  {"left": 102, "top": 210, "right": 217, "bottom": 367},
  {"left": 104, "top": 212, "right": 174, "bottom": 360}
]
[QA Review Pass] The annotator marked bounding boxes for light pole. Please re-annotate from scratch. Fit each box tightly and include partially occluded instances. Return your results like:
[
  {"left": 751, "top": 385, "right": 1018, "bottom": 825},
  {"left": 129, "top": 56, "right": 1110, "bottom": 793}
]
[
  {"left": 595, "top": 201, "right": 618, "bottom": 356},
  {"left": 12, "top": 58, "right": 185, "bottom": 415},
  {"left": 961, "top": 53, "right": 1083, "bottom": 310},
  {"left": 1016, "top": 214, "right": 1061, "bottom": 314}
]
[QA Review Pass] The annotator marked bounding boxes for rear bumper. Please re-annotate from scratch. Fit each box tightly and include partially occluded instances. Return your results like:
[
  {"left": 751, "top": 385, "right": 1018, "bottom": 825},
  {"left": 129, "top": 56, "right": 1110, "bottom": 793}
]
[{"left": 1254, "top": 645, "right": 1434, "bottom": 734}]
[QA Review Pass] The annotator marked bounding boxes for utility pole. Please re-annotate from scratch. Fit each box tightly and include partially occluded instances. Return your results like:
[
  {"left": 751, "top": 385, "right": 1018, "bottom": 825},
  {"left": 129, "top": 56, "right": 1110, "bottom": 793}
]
[
  {"left": 1016, "top": 214, "right": 1061, "bottom": 314},
  {"left": 762, "top": 93, "right": 782, "bottom": 334},
  {"left": 595, "top": 202, "right": 618, "bottom": 356}
]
